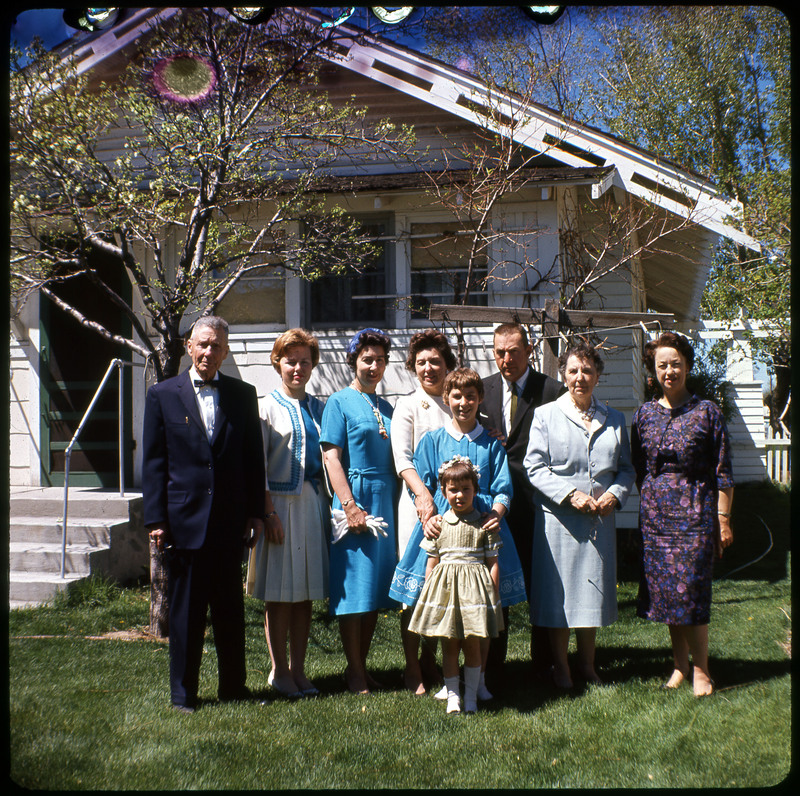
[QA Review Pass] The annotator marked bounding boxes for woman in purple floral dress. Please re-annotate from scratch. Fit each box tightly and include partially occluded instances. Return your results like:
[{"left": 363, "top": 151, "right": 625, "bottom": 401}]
[{"left": 631, "top": 333, "right": 734, "bottom": 697}]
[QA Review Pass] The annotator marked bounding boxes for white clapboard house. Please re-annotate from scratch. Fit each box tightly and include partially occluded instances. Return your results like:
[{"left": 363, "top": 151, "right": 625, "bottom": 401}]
[{"left": 11, "top": 7, "right": 765, "bottom": 551}]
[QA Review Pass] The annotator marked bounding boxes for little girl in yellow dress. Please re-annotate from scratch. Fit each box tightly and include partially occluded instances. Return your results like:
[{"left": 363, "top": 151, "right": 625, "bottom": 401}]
[{"left": 408, "top": 456, "right": 504, "bottom": 714}]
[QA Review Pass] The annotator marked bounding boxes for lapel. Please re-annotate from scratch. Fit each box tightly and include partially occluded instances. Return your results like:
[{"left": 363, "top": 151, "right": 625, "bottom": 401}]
[
  {"left": 556, "top": 392, "right": 609, "bottom": 438},
  {"left": 210, "top": 372, "right": 230, "bottom": 447},
  {"left": 177, "top": 368, "right": 229, "bottom": 445}
]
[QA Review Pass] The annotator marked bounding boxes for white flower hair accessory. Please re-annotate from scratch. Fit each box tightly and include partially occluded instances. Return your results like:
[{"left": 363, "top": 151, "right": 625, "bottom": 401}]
[{"left": 438, "top": 454, "right": 480, "bottom": 478}]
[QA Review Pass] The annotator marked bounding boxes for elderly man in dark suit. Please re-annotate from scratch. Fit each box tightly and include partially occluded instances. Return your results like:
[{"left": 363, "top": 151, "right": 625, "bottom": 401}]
[
  {"left": 143, "top": 316, "right": 265, "bottom": 713},
  {"left": 480, "top": 322, "right": 564, "bottom": 686}
]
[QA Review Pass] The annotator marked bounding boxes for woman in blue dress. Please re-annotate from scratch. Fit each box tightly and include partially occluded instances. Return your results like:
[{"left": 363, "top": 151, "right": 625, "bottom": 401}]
[
  {"left": 321, "top": 328, "right": 398, "bottom": 694},
  {"left": 390, "top": 368, "right": 527, "bottom": 696}
]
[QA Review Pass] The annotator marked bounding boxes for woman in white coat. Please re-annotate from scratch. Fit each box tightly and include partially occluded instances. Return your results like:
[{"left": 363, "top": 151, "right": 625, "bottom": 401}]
[
  {"left": 247, "top": 329, "right": 328, "bottom": 698},
  {"left": 524, "top": 340, "right": 635, "bottom": 688},
  {"left": 391, "top": 328, "right": 456, "bottom": 694}
]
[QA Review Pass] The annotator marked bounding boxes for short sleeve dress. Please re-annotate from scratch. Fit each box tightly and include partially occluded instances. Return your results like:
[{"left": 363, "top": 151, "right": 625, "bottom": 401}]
[
  {"left": 631, "top": 396, "right": 734, "bottom": 625},
  {"left": 320, "top": 387, "right": 399, "bottom": 616},
  {"left": 389, "top": 422, "right": 527, "bottom": 608},
  {"left": 408, "top": 509, "right": 504, "bottom": 639}
]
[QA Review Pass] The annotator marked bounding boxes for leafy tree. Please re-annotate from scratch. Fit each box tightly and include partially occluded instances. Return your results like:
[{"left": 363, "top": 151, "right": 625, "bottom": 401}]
[
  {"left": 416, "top": 7, "right": 711, "bottom": 365},
  {"left": 420, "top": 6, "right": 789, "bottom": 425},
  {"left": 10, "top": 8, "right": 414, "bottom": 380},
  {"left": 582, "top": 5, "right": 790, "bottom": 428}
]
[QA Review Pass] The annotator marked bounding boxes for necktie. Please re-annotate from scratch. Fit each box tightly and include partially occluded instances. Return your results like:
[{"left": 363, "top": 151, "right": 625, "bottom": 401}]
[{"left": 510, "top": 381, "right": 518, "bottom": 425}]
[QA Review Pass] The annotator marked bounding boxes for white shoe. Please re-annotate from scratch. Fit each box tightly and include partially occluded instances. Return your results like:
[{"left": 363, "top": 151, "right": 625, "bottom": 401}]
[
  {"left": 434, "top": 683, "right": 450, "bottom": 700},
  {"left": 446, "top": 691, "right": 462, "bottom": 714},
  {"left": 444, "top": 675, "right": 461, "bottom": 713}
]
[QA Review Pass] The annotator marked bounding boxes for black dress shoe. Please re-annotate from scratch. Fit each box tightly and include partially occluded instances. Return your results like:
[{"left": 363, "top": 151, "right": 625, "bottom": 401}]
[{"left": 219, "top": 686, "right": 252, "bottom": 703}]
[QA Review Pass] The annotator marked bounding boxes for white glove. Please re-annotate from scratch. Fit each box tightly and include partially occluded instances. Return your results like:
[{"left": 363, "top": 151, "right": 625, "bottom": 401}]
[
  {"left": 331, "top": 509, "right": 389, "bottom": 543},
  {"left": 366, "top": 515, "right": 389, "bottom": 538}
]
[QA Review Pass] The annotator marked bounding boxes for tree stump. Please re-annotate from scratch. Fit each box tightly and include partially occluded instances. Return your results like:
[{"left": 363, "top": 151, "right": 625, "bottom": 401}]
[{"left": 149, "top": 538, "right": 169, "bottom": 639}]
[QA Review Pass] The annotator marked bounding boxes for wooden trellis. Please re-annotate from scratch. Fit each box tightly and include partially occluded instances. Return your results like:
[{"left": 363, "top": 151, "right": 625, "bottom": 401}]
[{"left": 429, "top": 299, "right": 675, "bottom": 378}]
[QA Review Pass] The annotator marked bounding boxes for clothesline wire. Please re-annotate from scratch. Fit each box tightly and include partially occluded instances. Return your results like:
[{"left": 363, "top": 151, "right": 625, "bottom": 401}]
[{"left": 714, "top": 514, "right": 774, "bottom": 581}]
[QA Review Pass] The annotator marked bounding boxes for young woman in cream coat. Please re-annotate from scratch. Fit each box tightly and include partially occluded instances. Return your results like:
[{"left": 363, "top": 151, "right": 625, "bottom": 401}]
[{"left": 247, "top": 329, "right": 328, "bottom": 698}]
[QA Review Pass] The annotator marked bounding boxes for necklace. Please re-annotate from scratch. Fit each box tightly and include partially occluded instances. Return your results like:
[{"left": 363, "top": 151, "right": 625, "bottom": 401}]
[
  {"left": 353, "top": 386, "right": 388, "bottom": 439},
  {"left": 572, "top": 395, "right": 596, "bottom": 423}
]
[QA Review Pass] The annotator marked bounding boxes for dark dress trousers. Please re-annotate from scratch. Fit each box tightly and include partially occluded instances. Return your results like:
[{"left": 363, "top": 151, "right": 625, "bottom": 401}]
[
  {"left": 142, "top": 369, "right": 265, "bottom": 708},
  {"left": 480, "top": 366, "right": 564, "bottom": 682}
]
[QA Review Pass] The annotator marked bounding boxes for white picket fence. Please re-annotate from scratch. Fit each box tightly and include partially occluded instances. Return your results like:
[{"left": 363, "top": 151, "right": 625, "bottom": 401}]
[{"left": 765, "top": 425, "right": 791, "bottom": 483}]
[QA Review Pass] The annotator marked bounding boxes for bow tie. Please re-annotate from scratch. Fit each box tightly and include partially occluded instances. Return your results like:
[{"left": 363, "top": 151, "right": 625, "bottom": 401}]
[{"left": 194, "top": 379, "right": 218, "bottom": 389}]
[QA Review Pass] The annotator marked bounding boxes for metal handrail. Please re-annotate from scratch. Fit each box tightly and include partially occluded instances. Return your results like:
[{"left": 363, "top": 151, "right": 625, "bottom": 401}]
[{"left": 60, "top": 358, "right": 144, "bottom": 578}]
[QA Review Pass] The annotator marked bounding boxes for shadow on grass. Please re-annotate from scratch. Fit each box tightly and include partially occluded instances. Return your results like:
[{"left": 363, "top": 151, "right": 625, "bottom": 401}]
[{"left": 464, "top": 650, "right": 792, "bottom": 715}]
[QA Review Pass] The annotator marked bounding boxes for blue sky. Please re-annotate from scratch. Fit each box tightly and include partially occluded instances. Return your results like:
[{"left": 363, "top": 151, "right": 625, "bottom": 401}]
[
  {"left": 6, "top": 7, "right": 409, "bottom": 47},
  {"left": 9, "top": 7, "right": 72, "bottom": 49}
]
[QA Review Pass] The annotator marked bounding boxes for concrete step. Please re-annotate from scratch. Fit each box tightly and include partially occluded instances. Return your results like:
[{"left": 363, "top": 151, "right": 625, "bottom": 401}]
[
  {"left": 8, "top": 517, "right": 127, "bottom": 546},
  {"left": 9, "top": 541, "right": 111, "bottom": 575},
  {"left": 9, "top": 571, "right": 86, "bottom": 609},
  {"left": 8, "top": 487, "right": 148, "bottom": 608},
  {"left": 9, "top": 487, "right": 141, "bottom": 520}
]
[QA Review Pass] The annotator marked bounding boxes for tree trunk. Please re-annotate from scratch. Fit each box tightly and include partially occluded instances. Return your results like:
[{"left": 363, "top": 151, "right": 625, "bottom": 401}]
[
  {"left": 768, "top": 365, "right": 791, "bottom": 434},
  {"left": 149, "top": 538, "right": 169, "bottom": 638}
]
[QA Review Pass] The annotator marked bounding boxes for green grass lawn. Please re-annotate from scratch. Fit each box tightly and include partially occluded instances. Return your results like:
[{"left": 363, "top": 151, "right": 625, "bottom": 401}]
[{"left": 8, "top": 481, "right": 791, "bottom": 789}]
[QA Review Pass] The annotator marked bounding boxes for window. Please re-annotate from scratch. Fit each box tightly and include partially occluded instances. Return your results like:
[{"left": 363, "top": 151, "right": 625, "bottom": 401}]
[
  {"left": 306, "top": 218, "right": 391, "bottom": 328},
  {"left": 409, "top": 221, "right": 488, "bottom": 320},
  {"left": 215, "top": 265, "right": 286, "bottom": 325}
]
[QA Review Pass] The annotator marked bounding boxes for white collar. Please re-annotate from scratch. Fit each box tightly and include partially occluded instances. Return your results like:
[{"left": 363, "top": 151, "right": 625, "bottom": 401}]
[
  {"left": 445, "top": 419, "right": 484, "bottom": 441},
  {"left": 442, "top": 508, "right": 481, "bottom": 525},
  {"left": 415, "top": 385, "right": 446, "bottom": 407}
]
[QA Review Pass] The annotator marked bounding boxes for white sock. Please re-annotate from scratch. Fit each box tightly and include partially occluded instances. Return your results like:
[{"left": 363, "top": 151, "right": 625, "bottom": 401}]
[
  {"left": 444, "top": 675, "right": 461, "bottom": 713},
  {"left": 464, "top": 666, "right": 480, "bottom": 713},
  {"left": 477, "top": 670, "right": 493, "bottom": 701}
]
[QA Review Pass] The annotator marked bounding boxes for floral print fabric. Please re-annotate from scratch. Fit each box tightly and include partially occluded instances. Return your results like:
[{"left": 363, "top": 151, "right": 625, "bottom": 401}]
[{"left": 631, "top": 396, "right": 734, "bottom": 625}]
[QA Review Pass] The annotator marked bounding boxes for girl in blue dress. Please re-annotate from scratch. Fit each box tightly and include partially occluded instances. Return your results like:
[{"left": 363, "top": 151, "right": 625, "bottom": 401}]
[
  {"left": 390, "top": 368, "right": 527, "bottom": 697},
  {"left": 321, "top": 328, "right": 398, "bottom": 694}
]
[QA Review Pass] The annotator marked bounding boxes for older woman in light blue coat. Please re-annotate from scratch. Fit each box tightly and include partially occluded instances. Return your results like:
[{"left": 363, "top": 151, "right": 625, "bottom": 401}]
[{"left": 524, "top": 341, "right": 635, "bottom": 688}]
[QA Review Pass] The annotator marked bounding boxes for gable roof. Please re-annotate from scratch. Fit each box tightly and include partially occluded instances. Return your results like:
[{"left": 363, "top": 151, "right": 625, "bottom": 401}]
[
  {"left": 296, "top": 8, "right": 758, "bottom": 253},
  {"left": 61, "top": 6, "right": 758, "bottom": 254},
  {"left": 53, "top": 7, "right": 760, "bottom": 323}
]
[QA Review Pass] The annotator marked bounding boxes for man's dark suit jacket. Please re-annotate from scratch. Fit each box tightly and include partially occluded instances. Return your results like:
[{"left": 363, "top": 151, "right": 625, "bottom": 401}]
[
  {"left": 142, "top": 369, "right": 264, "bottom": 548},
  {"left": 479, "top": 366, "right": 564, "bottom": 587},
  {"left": 142, "top": 368, "right": 265, "bottom": 706}
]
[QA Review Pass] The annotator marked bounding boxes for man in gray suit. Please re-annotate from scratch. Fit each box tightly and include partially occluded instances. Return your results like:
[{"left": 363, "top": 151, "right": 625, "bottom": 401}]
[{"left": 479, "top": 322, "right": 564, "bottom": 687}]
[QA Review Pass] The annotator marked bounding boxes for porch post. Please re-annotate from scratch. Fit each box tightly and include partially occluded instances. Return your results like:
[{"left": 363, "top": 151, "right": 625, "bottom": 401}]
[{"left": 541, "top": 297, "right": 560, "bottom": 379}]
